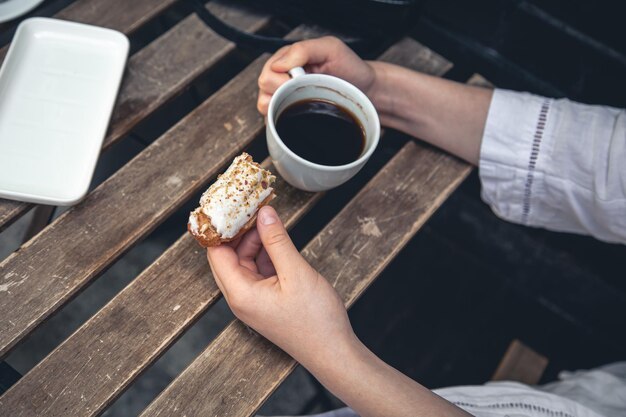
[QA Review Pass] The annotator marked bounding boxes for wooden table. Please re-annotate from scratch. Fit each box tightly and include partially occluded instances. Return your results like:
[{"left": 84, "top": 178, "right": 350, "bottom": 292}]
[{"left": 0, "top": 1, "right": 490, "bottom": 415}]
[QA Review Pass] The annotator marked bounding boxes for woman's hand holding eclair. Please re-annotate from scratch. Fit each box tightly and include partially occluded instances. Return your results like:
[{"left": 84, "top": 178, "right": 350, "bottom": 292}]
[
  {"left": 207, "top": 206, "right": 471, "bottom": 417},
  {"left": 206, "top": 206, "right": 355, "bottom": 369}
]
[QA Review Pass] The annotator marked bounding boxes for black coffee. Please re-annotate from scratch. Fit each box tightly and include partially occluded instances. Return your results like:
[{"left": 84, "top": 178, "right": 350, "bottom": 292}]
[{"left": 276, "top": 99, "right": 365, "bottom": 166}]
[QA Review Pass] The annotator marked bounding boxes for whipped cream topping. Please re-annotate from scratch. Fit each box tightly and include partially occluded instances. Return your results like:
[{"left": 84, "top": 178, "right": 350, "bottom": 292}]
[
  {"left": 188, "top": 211, "right": 200, "bottom": 233},
  {"left": 194, "top": 153, "right": 275, "bottom": 239}
]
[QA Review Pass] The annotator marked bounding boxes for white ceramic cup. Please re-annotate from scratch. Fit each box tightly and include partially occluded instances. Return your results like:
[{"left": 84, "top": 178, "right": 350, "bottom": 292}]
[{"left": 266, "top": 67, "right": 380, "bottom": 192}]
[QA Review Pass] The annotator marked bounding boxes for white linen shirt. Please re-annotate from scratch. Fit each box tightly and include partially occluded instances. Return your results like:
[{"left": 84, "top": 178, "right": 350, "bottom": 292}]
[
  {"left": 479, "top": 89, "right": 626, "bottom": 244},
  {"left": 263, "top": 362, "right": 626, "bottom": 417}
]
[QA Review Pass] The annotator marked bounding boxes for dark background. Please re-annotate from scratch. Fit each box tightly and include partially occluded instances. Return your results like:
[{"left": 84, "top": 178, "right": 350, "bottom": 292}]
[
  {"left": 346, "top": 0, "right": 626, "bottom": 402},
  {"left": 0, "top": 0, "right": 624, "bottom": 415},
  {"left": 419, "top": 0, "right": 625, "bottom": 107}
]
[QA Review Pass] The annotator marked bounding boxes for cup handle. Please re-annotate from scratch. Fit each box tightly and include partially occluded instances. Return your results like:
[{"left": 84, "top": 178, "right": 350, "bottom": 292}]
[{"left": 288, "top": 66, "right": 306, "bottom": 78}]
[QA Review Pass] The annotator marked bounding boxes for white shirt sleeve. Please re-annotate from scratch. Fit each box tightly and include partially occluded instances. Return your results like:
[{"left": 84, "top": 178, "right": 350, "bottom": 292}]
[{"left": 479, "top": 89, "right": 626, "bottom": 244}]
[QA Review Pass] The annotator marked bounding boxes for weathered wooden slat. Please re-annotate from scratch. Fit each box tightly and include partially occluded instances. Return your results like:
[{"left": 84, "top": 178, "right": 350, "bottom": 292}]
[
  {"left": 0, "top": 0, "right": 177, "bottom": 64},
  {"left": 0, "top": 59, "right": 262, "bottom": 358},
  {"left": 378, "top": 37, "right": 453, "bottom": 74},
  {"left": 140, "top": 138, "right": 473, "bottom": 417},
  {"left": 103, "top": 1, "right": 272, "bottom": 150},
  {"left": 0, "top": 161, "right": 320, "bottom": 417},
  {"left": 0, "top": 63, "right": 273, "bottom": 357},
  {"left": 0, "top": 0, "right": 175, "bottom": 231},
  {"left": 21, "top": 206, "right": 55, "bottom": 243},
  {"left": 0, "top": 1, "right": 272, "bottom": 235},
  {"left": 468, "top": 73, "right": 493, "bottom": 88},
  {"left": 0, "top": 202, "right": 31, "bottom": 234},
  {"left": 54, "top": 0, "right": 178, "bottom": 34},
  {"left": 492, "top": 340, "right": 548, "bottom": 384},
  {"left": 0, "top": 0, "right": 178, "bottom": 222},
  {"left": 0, "top": 25, "right": 323, "bottom": 360}
]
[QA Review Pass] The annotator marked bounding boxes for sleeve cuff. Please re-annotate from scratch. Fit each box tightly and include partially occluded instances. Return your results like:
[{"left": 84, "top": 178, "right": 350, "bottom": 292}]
[{"left": 478, "top": 89, "right": 554, "bottom": 225}]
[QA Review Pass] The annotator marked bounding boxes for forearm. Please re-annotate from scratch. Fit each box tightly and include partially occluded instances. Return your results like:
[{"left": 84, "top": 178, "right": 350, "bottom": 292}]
[
  {"left": 367, "top": 61, "right": 492, "bottom": 165},
  {"left": 300, "top": 334, "right": 471, "bottom": 417}
]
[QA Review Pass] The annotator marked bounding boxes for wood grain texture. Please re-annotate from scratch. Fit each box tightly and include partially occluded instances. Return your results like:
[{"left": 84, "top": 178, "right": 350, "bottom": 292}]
[
  {"left": 0, "top": 25, "right": 322, "bottom": 359},
  {"left": 0, "top": 0, "right": 175, "bottom": 64},
  {"left": 0, "top": 0, "right": 190, "bottom": 233},
  {"left": 379, "top": 37, "right": 453, "bottom": 75},
  {"left": 55, "top": 0, "right": 177, "bottom": 34},
  {"left": 140, "top": 140, "right": 472, "bottom": 417},
  {"left": 22, "top": 206, "right": 55, "bottom": 243},
  {"left": 492, "top": 340, "right": 548, "bottom": 384},
  {"left": 0, "top": 162, "right": 320, "bottom": 417},
  {"left": 103, "top": 1, "right": 271, "bottom": 150},
  {"left": 0, "top": 54, "right": 267, "bottom": 359},
  {"left": 468, "top": 74, "right": 493, "bottom": 88},
  {"left": 0, "top": 201, "right": 31, "bottom": 234}
]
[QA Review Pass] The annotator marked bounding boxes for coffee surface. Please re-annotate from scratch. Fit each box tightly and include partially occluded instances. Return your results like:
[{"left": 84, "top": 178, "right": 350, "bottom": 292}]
[{"left": 276, "top": 99, "right": 365, "bottom": 166}]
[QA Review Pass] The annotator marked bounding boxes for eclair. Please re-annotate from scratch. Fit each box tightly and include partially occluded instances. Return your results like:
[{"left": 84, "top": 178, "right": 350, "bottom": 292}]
[{"left": 188, "top": 153, "right": 276, "bottom": 247}]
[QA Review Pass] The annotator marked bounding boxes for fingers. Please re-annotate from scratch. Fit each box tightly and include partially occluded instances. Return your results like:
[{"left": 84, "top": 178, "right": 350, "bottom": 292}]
[
  {"left": 258, "top": 71, "right": 290, "bottom": 95},
  {"left": 237, "top": 229, "right": 277, "bottom": 277},
  {"left": 257, "top": 37, "right": 344, "bottom": 115},
  {"left": 256, "top": 206, "right": 307, "bottom": 277},
  {"left": 256, "top": 247, "right": 276, "bottom": 277},
  {"left": 257, "top": 47, "right": 290, "bottom": 115},
  {"left": 266, "top": 45, "right": 291, "bottom": 69},
  {"left": 206, "top": 245, "right": 257, "bottom": 299},
  {"left": 259, "top": 51, "right": 290, "bottom": 91},
  {"left": 236, "top": 228, "right": 263, "bottom": 273},
  {"left": 270, "top": 37, "right": 342, "bottom": 72},
  {"left": 224, "top": 236, "right": 242, "bottom": 249},
  {"left": 257, "top": 92, "right": 271, "bottom": 116}
]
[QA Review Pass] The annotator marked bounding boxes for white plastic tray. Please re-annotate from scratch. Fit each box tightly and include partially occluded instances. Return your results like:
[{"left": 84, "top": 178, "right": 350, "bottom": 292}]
[{"left": 0, "top": 17, "right": 129, "bottom": 205}]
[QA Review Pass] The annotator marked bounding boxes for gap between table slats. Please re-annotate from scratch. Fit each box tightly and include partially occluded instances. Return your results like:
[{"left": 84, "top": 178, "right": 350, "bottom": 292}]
[
  {"left": 0, "top": 160, "right": 321, "bottom": 417},
  {"left": 0, "top": 202, "right": 31, "bottom": 234},
  {"left": 0, "top": 24, "right": 325, "bottom": 360},
  {"left": 0, "top": 0, "right": 177, "bottom": 65},
  {"left": 54, "top": 0, "right": 177, "bottom": 35},
  {"left": 0, "top": 0, "right": 273, "bottom": 233},
  {"left": 140, "top": 140, "right": 473, "bottom": 417},
  {"left": 0, "top": 37, "right": 454, "bottom": 416},
  {"left": 0, "top": 0, "right": 177, "bottom": 230}
]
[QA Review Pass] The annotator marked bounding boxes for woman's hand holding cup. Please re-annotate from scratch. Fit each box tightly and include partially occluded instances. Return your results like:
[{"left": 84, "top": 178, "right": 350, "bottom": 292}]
[
  {"left": 257, "top": 36, "right": 378, "bottom": 115},
  {"left": 263, "top": 37, "right": 381, "bottom": 192}
]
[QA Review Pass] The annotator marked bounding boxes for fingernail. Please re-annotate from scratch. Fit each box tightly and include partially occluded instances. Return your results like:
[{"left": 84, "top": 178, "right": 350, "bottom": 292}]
[{"left": 259, "top": 207, "right": 277, "bottom": 225}]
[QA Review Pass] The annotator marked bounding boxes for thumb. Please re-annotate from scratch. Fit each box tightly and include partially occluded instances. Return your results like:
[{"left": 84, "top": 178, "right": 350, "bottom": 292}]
[{"left": 257, "top": 206, "right": 306, "bottom": 276}]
